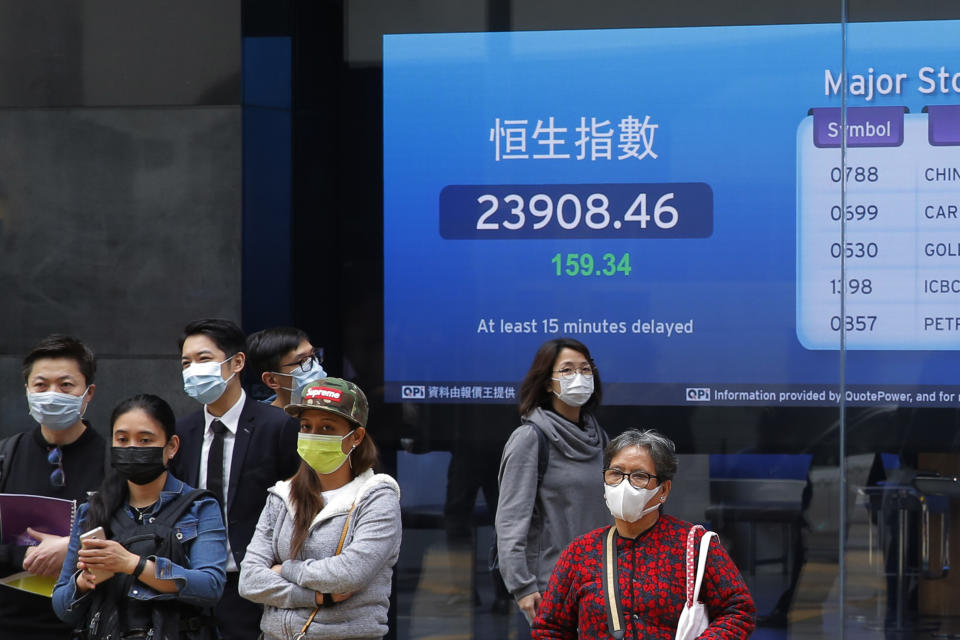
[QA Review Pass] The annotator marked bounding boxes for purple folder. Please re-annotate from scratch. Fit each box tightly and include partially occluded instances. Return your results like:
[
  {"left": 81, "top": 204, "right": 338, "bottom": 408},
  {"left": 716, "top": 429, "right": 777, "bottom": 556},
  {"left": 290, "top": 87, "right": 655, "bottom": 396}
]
[{"left": 0, "top": 493, "right": 76, "bottom": 545}]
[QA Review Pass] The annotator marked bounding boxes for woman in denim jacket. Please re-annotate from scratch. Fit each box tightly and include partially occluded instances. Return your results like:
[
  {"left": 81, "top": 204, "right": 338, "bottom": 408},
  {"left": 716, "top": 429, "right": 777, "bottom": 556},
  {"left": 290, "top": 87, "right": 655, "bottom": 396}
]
[{"left": 52, "top": 394, "right": 227, "bottom": 640}]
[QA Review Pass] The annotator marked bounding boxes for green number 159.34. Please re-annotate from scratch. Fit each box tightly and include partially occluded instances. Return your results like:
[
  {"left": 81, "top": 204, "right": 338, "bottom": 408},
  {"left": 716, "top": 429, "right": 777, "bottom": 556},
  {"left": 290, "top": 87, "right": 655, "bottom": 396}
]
[{"left": 551, "top": 253, "right": 632, "bottom": 277}]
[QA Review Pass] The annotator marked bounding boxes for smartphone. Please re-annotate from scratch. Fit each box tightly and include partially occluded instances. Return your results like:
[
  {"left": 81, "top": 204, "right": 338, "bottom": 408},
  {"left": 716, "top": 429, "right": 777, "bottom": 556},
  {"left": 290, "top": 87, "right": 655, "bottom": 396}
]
[
  {"left": 78, "top": 525, "right": 110, "bottom": 582},
  {"left": 79, "top": 526, "right": 105, "bottom": 543}
]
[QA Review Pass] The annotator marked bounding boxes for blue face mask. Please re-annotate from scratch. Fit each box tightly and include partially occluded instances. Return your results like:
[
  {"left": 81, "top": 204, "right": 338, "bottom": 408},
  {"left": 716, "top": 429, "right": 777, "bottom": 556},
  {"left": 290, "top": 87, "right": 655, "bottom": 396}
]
[
  {"left": 275, "top": 357, "right": 328, "bottom": 393},
  {"left": 183, "top": 357, "right": 235, "bottom": 405},
  {"left": 27, "top": 387, "right": 90, "bottom": 430}
]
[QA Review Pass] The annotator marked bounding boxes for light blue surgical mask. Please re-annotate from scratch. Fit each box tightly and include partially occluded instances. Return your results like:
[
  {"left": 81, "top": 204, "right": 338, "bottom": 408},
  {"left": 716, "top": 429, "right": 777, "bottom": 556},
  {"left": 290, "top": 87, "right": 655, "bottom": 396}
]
[
  {"left": 183, "top": 357, "right": 235, "bottom": 405},
  {"left": 27, "top": 387, "right": 90, "bottom": 431},
  {"left": 275, "top": 357, "right": 328, "bottom": 393}
]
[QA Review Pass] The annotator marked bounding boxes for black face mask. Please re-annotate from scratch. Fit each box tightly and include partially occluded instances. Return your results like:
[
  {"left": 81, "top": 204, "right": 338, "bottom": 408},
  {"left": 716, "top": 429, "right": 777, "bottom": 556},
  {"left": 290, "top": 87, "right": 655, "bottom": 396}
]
[{"left": 111, "top": 446, "right": 167, "bottom": 485}]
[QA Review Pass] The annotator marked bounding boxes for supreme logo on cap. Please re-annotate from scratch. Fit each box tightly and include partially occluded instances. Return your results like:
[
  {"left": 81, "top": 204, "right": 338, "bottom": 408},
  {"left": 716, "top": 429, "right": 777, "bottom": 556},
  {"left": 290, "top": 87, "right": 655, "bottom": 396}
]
[{"left": 304, "top": 386, "right": 342, "bottom": 403}]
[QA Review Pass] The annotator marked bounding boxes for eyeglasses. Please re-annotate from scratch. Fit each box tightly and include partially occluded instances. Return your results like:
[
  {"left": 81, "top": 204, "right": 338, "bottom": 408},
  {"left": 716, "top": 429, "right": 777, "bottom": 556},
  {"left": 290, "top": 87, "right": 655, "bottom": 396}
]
[
  {"left": 603, "top": 468, "right": 659, "bottom": 489},
  {"left": 553, "top": 365, "right": 594, "bottom": 379},
  {"left": 283, "top": 349, "right": 324, "bottom": 376},
  {"left": 48, "top": 447, "right": 65, "bottom": 488}
]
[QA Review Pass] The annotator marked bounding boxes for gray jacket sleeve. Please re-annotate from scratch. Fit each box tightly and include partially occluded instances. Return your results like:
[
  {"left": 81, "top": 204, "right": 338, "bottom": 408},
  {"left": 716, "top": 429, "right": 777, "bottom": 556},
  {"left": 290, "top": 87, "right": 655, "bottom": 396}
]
[
  {"left": 238, "top": 494, "right": 316, "bottom": 609},
  {"left": 495, "top": 425, "right": 542, "bottom": 600},
  {"left": 280, "top": 485, "right": 401, "bottom": 593}
]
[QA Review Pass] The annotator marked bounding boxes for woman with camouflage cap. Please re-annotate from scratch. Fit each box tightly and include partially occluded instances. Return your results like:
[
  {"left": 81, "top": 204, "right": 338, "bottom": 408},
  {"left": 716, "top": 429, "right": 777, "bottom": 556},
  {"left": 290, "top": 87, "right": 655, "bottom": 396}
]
[{"left": 238, "top": 377, "right": 401, "bottom": 640}]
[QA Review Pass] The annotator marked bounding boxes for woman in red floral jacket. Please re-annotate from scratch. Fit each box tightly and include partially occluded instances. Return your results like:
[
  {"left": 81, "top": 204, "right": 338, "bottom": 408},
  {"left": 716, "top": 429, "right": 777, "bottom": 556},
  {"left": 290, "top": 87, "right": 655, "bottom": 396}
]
[{"left": 532, "top": 429, "right": 756, "bottom": 640}]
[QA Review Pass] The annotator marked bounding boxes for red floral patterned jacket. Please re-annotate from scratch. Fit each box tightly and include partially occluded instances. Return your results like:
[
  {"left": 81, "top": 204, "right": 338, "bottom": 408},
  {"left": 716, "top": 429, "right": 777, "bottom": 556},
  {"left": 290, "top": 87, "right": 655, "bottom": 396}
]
[{"left": 533, "top": 513, "right": 756, "bottom": 639}]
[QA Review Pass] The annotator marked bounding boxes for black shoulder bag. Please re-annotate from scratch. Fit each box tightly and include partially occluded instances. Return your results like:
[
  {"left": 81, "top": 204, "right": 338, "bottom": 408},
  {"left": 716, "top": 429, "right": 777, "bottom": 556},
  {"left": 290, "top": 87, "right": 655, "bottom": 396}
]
[{"left": 77, "top": 489, "right": 219, "bottom": 640}]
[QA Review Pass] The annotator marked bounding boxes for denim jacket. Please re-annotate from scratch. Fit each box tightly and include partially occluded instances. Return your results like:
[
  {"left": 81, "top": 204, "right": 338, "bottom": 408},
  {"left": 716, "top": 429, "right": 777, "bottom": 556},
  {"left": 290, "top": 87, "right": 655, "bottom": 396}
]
[{"left": 52, "top": 474, "right": 227, "bottom": 626}]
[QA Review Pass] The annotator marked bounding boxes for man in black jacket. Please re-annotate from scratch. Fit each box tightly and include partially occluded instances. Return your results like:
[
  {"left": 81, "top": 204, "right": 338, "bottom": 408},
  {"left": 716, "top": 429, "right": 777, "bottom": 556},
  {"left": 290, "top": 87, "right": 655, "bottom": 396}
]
[
  {"left": 0, "top": 334, "right": 106, "bottom": 640},
  {"left": 171, "top": 318, "right": 301, "bottom": 640}
]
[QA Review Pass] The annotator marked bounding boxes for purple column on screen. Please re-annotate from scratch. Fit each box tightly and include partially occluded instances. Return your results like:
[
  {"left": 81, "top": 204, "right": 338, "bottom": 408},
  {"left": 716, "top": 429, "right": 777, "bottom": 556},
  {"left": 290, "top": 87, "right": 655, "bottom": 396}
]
[
  {"left": 928, "top": 106, "right": 960, "bottom": 146},
  {"left": 812, "top": 106, "right": 904, "bottom": 148}
]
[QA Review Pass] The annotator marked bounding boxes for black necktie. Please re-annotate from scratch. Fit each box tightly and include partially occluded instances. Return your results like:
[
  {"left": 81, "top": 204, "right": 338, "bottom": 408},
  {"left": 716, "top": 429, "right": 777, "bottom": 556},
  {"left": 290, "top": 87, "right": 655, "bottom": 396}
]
[{"left": 207, "top": 419, "right": 226, "bottom": 510}]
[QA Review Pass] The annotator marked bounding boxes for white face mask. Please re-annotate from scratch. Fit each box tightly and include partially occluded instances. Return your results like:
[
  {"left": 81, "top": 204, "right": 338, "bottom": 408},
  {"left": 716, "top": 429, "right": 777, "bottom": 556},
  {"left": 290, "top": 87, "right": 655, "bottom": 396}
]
[
  {"left": 604, "top": 481, "right": 662, "bottom": 522},
  {"left": 552, "top": 373, "right": 594, "bottom": 407}
]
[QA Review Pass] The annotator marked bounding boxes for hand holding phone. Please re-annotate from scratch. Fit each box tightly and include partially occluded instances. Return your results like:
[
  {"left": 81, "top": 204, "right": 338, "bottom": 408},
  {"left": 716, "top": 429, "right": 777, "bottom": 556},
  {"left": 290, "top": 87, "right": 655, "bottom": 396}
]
[
  {"left": 78, "top": 526, "right": 113, "bottom": 585},
  {"left": 80, "top": 526, "right": 105, "bottom": 546}
]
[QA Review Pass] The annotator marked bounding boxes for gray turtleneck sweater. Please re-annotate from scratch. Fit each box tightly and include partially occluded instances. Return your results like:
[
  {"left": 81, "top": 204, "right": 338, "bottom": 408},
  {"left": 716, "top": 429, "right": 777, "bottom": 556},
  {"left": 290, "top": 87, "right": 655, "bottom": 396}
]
[{"left": 495, "top": 406, "right": 610, "bottom": 601}]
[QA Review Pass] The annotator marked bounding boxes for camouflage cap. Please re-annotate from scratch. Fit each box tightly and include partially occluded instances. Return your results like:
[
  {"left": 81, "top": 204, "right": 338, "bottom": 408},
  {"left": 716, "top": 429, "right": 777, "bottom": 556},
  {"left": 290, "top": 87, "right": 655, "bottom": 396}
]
[{"left": 284, "top": 376, "right": 369, "bottom": 428}]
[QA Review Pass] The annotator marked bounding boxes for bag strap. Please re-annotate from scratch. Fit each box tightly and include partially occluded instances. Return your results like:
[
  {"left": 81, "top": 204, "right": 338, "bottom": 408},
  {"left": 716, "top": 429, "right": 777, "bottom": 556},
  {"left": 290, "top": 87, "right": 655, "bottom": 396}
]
[
  {"left": 533, "top": 424, "right": 549, "bottom": 487},
  {"left": 692, "top": 530, "right": 717, "bottom": 604},
  {"left": 296, "top": 607, "right": 320, "bottom": 640},
  {"left": 156, "top": 488, "right": 216, "bottom": 528},
  {"left": 335, "top": 503, "right": 357, "bottom": 554},
  {"left": 684, "top": 525, "right": 703, "bottom": 605},
  {"left": 602, "top": 526, "right": 625, "bottom": 640},
  {"left": 516, "top": 421, "right": 550, "bottom": 488},
  {"left": 0, "top": 432, "right": 25, "bottom": 493},
  {"left": 295, "top": 502, "right": 357, "bottom": 640}
]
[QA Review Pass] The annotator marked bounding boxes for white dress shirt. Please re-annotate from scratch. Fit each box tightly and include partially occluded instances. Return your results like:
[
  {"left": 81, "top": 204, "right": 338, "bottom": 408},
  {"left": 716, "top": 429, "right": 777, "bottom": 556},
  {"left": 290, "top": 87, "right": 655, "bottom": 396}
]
[{"left": 199, "top": 388, "right": 245, "bottom": 572}]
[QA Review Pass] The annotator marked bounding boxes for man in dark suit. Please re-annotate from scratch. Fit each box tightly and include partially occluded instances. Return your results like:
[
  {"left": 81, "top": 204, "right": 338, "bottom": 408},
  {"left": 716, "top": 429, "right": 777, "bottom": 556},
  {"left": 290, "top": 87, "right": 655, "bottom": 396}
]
[{"left": 171, "top": 318, "right": 301, "bottom": 640}]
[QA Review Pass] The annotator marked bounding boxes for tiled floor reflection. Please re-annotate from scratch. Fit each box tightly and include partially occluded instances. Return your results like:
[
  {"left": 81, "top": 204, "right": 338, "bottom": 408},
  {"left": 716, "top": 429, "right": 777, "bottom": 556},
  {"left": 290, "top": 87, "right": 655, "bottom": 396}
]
[
  {"left": 396, "top": 526, "right": 516, "bottom": 640},
  {"left": 753, "top": 518, "right": 959, "bottom": 640},
  {"left": 394, "top": 522, "right": 960, "bottom": 639}
]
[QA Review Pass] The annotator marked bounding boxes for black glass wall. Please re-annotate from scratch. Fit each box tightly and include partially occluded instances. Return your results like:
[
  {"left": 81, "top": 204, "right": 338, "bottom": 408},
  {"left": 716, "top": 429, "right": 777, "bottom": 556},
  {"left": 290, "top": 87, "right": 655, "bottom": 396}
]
[
  {"left": 0, "top": 0, "right": 241, "bottom": 432},
  {"left": 286, "top": 2, "right": 960, "bottom": 639},
  {"left": 4, "top": 2, "right": 960, "bottom": 639}
]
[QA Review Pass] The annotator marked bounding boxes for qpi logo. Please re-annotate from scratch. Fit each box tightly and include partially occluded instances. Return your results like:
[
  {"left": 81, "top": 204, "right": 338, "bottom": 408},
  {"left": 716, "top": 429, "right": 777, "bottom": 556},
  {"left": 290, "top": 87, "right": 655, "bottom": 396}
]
[
  {"left": 685, "top": 387, "right": 711, "bottom": 402},
  {"left": 401, "top": 385, "right": 426, "bottom": 399}
]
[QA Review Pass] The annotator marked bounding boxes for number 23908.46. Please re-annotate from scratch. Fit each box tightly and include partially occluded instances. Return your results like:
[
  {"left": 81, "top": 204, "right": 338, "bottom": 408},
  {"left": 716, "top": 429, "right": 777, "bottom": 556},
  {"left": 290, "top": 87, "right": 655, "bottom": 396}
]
[{"left": 475, "top": 192, "right": 677, "bottom": 232}]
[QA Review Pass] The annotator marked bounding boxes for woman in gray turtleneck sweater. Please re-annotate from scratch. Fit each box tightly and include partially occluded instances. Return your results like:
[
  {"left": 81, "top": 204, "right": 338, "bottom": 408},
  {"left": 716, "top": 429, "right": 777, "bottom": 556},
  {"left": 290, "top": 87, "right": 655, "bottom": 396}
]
[{"left": 495, "top": 338, "right": 610, "bottom": 627}]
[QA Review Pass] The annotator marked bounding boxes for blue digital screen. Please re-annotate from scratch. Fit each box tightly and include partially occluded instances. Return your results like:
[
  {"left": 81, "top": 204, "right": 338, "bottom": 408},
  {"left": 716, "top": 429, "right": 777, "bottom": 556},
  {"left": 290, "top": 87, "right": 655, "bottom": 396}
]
[{"left": 383, "top": 21, "right": 960, "bottom": 407}]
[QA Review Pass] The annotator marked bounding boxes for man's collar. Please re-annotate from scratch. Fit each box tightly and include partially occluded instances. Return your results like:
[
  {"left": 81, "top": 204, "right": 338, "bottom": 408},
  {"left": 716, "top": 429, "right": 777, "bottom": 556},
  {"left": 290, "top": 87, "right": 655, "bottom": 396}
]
[{"left": 204, "top": 389, "right": 246, "bottom": 434}]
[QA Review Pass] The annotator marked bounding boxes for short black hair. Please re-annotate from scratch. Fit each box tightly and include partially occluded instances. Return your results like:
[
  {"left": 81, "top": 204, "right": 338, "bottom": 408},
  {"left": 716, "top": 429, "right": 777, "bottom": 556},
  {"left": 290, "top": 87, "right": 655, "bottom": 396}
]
[
  {"left": 22, "top": 334, "right": 97, "bottom": 384},
  {"left": 179, "top": 318, "right": 246, "bottom": 358},
  {"left": 246, "top": 327, "right": 310, "bottom": 378}
]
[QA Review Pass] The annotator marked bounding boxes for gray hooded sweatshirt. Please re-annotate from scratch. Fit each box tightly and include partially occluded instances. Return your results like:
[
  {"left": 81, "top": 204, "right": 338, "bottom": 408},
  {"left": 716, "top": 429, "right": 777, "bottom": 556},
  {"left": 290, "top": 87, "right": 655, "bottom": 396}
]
[
  {"left": 495, "top": 407, "right": 610, "bottom": 601},
  {"left": 238, "top": 468, "right": 401, "bottom": 640}
]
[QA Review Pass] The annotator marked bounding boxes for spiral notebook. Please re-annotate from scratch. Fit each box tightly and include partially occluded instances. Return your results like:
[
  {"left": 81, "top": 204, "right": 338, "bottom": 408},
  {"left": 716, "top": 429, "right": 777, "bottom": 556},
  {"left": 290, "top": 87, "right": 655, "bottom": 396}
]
[{"left": 0, "top": 493, "right": 77, "bottom": 597}]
